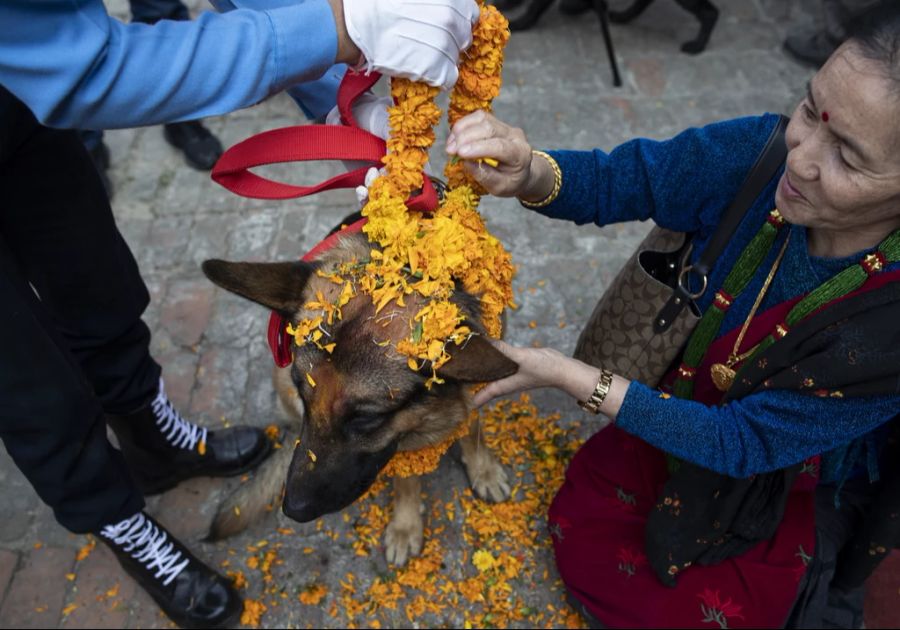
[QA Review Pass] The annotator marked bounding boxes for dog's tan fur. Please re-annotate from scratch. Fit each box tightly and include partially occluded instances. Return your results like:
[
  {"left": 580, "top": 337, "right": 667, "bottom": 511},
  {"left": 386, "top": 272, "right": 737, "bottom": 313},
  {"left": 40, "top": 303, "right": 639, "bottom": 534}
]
[{"left": 203, "top": 226, "right": 516, "bottom": 564}]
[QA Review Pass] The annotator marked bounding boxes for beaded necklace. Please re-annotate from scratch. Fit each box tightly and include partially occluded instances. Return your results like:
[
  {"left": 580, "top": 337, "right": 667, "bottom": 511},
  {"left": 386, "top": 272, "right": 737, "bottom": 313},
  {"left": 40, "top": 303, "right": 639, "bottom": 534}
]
[{"left": 673, "top": 210, "right": 900, "bottom": 401}]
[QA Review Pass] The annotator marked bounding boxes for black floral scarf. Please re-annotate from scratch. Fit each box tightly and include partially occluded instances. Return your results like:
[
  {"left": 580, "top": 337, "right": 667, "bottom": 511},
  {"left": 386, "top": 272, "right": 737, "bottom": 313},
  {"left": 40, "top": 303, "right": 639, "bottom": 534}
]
[{"left": 645, "top": 278, "right": 900, "bottom": 588}]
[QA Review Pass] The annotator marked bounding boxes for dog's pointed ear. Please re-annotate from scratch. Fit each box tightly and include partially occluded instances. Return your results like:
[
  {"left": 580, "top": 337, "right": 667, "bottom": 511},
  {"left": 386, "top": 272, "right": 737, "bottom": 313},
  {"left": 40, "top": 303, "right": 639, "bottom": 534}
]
[
  {"left": 439, "top": 335, "right": 518, "bottom": 383},
  {"left": 202, "top": 259, "right": 315, "bottom": 314}
]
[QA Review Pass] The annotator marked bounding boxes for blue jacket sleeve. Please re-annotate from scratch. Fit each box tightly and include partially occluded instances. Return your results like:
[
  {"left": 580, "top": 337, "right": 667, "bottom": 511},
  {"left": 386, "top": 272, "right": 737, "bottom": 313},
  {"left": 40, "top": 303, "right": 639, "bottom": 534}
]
[
  {"left": 616, "top": 381, "right": 900, "bottom": 478},
  {"left": 0, "top": 0, "right": 339, "bottom": 129},
  {"left": 286, "top": 68, "right": 344, "bottom": 121},
  {"left": 211, "top": 0, "right": 344, "bottom": 121},
  {"left": 538, "top": 114, "right": 781, "bottom": 231}
]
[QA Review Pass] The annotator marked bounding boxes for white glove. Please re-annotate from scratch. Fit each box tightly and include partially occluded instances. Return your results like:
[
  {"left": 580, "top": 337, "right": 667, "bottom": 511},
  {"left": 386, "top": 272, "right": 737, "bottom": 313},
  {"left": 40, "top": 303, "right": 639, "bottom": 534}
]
[
  {"left": 326, "top": 91, "right": 392, "bottom": 175},
  {"left": 342, "top": 0, "right": 480, "bottom": 91},
  {"left": 325, "top": 92, "right": 392, "bottom": 140},
  {"left": 355, "top": 166, "right": 383, "bottom": 208}
]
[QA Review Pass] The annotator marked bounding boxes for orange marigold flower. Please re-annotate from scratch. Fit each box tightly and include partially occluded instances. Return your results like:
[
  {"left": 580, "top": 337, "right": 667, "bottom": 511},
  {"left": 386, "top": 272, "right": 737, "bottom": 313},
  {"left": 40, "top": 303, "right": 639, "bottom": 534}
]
[
  {"left": 299, "top": 584, "right": 329, "bottom": 605},
  {"left": 240, "top": 599, "right": 266, "bottom": 627}
]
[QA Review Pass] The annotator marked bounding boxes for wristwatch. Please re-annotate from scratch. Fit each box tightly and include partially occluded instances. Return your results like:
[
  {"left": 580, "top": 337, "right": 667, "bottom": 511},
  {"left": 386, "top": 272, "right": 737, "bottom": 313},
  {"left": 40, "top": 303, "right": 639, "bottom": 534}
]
[{"left": 578, "top": 369, "right": 614, "bottom": 414}]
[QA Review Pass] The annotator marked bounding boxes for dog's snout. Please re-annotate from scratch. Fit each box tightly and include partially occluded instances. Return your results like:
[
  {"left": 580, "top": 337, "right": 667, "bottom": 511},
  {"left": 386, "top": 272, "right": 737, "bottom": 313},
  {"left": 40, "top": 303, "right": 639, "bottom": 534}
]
[
  {"left": 282, "top": 439, "right": 400, "bottom": 523},
  {"left": 281, "top": 494, "right": 320, "bottom": 523}
]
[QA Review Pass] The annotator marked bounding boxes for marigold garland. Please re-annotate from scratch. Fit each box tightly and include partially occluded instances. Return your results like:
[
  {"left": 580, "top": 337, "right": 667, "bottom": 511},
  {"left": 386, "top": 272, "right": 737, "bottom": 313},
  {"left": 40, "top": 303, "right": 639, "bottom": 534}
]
[
  {"left": 380, "top": 406, "right": 475, "bottom": 478},
  {"left": 289, "top": 2, "right": 512, "bottom": 476}
]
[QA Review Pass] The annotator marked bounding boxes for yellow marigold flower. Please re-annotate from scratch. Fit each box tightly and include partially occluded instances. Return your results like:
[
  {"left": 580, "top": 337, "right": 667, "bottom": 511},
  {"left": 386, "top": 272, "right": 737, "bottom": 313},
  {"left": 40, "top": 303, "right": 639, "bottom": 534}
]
[{"left": 473, "top": 550, "right": 496, "bottom": 572}]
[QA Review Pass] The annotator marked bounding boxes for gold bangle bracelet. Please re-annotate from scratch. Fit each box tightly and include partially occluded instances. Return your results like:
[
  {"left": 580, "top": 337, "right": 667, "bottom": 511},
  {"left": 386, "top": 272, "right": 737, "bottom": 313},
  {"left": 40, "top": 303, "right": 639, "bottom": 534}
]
[
  {"left": 519, "top": 150, "right": 562, "bottom": 209},
  {"left": 578, "top": 369, "right": 614, "bottom": 415}
]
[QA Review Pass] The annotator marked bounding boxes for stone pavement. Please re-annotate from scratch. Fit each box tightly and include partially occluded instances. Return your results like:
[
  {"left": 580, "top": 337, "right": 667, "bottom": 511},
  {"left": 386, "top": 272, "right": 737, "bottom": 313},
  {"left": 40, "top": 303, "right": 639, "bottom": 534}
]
[{"left": 1, "top": 0, "right": 899, "bottom": 627}]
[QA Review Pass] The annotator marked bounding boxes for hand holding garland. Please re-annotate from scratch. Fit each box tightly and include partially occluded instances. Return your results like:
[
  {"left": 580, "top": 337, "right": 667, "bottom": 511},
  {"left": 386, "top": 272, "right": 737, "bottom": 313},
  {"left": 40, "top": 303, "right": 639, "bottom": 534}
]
[{"left": 446, "top": 110, "right": 559, "bottom": 205}]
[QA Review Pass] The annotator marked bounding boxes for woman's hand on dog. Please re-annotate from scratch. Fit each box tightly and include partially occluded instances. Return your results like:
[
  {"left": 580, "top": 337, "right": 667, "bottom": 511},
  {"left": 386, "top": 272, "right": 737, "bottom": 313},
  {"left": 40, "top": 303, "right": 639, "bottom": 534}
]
[
  {"left": 472, "top": 340, "right": 569, "bottom": 407},
  {"left": 472, "top": 339, "right": 629, "bottom": 422},
  {"left": 446, "top": 111, "right": 556, "bottom": 203}
]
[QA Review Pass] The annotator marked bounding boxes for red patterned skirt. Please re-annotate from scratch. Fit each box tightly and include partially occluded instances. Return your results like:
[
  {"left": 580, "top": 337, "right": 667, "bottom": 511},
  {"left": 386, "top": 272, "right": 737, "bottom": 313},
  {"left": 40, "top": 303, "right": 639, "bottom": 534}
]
[{"left": 549, "top": 426, "right": 818, "bottom": 628}]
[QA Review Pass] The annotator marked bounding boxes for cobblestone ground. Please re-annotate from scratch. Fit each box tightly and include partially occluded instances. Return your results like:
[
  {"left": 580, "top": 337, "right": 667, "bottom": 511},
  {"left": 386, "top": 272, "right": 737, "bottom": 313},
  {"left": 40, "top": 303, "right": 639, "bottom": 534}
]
[{"left": 2, "top": 0, "right": 899, "bottom": 628}]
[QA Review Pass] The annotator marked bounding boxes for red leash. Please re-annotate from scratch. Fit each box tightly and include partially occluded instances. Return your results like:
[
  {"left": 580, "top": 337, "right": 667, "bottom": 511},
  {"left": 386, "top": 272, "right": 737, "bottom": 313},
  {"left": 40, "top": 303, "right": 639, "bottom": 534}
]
[{"left": 212, "top": 70, "right": 439, "bottom": 367}]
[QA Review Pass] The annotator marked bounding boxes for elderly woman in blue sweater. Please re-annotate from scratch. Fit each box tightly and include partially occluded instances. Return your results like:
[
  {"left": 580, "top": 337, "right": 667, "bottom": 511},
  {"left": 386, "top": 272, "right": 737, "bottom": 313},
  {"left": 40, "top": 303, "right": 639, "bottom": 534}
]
[{"left": 448, "top": 3, "right": 900, "bottom": 628}]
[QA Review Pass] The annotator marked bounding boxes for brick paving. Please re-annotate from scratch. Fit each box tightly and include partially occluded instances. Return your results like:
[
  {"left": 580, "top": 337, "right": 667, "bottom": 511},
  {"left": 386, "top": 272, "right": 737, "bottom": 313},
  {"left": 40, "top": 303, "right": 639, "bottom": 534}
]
[{"left": 1, "top": 0, "right": 898, "bottom": 628}]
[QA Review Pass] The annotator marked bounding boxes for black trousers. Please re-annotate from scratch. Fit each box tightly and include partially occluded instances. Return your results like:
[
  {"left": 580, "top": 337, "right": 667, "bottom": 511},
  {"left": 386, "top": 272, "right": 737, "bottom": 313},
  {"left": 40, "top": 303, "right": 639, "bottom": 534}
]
[{"left": 0, "top": 87, "right": 159, "bottom": 533}]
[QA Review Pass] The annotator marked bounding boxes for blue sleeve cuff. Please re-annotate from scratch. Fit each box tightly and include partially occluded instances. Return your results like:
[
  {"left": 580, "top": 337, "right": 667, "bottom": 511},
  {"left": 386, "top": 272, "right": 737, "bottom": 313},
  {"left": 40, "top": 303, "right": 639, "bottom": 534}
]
[
  {"left": 265, "top": 0, "right": 339, "bottom": 93},
  {"left": 530, "top": 149, "right": 608, "bottom": 225},
  {"left": 286, "top": 64, "right": 345, "bottom": 120}
]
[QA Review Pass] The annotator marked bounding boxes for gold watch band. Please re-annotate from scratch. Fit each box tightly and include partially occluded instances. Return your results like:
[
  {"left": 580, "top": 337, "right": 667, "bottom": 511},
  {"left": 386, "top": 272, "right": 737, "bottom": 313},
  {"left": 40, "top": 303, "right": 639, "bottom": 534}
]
[{"left": 578, "top": 369, "right": 614, "bottom": 414}]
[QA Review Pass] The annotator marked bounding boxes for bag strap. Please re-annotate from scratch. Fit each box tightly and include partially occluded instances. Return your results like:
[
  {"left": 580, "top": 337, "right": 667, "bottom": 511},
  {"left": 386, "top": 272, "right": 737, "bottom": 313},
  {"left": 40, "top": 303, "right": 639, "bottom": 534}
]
[{"left": 654, "top": 115, "right": 789, "bottom": 333}]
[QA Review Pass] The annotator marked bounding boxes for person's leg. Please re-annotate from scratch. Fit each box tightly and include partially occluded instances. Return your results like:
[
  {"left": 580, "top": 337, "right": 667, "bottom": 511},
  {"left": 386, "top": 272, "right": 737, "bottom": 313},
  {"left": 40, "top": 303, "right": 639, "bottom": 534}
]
[
  {"left": 0, "top": 91, "right": 143, "bottom": 533},
  {"left": 0, "top": 236, "right": 143, "bottom": 534},
  {"left": 77, "top": 128, "right": 113, "bottom": 198},
  {"left": 0, "top": 90, "right": 270, "bottom": 495},
  {"left": 0, "top": 87, "right": 241, "bottom": 628},
  {"left": 0, "top": 110, "right": 161, "bottom": 414}
]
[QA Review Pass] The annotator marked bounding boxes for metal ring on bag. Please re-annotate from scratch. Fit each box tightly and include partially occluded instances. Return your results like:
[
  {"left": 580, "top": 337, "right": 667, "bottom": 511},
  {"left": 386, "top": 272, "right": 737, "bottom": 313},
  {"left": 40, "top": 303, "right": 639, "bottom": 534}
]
[{"left": 678, "top": 265, "right": 708, "bottom": 300}]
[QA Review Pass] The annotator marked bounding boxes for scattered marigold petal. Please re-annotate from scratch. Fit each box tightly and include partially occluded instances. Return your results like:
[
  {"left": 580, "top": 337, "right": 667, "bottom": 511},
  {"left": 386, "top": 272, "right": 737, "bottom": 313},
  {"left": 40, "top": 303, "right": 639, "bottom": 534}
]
[{"left": 75, "top": 539, "right": 95, "bottom": 562}]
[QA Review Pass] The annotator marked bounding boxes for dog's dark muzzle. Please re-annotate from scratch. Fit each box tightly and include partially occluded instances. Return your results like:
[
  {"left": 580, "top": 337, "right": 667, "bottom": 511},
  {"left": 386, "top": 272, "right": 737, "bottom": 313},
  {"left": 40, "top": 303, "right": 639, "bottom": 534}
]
[{"left": 281, "top": 440, "right": 398, "bottom": 522}]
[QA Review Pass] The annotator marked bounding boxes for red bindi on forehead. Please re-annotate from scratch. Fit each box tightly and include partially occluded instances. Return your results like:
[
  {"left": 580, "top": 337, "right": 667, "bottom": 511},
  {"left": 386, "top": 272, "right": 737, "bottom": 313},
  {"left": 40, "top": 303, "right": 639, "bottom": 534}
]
[{"left": 821, "top": 111, "right": 829, "bottom": 123}]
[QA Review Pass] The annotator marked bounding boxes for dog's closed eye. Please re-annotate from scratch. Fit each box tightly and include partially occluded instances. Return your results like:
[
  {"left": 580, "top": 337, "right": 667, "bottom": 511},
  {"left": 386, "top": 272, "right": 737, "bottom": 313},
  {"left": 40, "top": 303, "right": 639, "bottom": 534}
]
[{"left": 344, "top": 413, "right": 387, "bottom": 436}]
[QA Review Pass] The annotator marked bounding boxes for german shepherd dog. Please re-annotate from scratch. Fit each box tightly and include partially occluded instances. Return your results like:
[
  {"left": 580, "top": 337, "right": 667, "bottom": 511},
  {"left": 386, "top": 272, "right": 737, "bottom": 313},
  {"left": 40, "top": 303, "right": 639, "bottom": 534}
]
[{"left": 201, "top": 215, "right": 518, "bottom": 565}]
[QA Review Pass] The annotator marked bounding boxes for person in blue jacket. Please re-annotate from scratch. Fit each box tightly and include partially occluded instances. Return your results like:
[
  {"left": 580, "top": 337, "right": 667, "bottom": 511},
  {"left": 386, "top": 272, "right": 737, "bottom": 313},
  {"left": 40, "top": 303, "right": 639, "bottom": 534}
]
[
  {"left": 0, "top": 0, "right": 478, "bottom": 627},
  {"left": 79, "top": 0, "right": 229, "bottom": 197},
  {"left": 449, "top": 2, "right": 900, "bottom": 627}
]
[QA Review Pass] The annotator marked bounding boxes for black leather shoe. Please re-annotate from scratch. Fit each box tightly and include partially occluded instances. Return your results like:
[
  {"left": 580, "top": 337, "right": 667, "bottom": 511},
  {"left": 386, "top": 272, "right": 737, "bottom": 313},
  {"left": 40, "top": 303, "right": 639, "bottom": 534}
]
[
  {"left": 86, "top": 141, "right": 114, "bottom": 200},
  {"left": 163, "top": 120, "right": 223, "bottom": 171},
  {"left": 107, "top": 380, "right": 273, "bottom": 495},
  {"left": 99, "top": 512, "right": 241, "bottom": 629}
]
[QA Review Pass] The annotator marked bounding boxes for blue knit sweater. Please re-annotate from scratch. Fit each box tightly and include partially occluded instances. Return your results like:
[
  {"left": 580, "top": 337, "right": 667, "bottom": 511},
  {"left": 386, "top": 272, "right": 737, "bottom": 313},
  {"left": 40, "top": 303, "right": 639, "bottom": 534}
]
[{"left": 543, "top": 114, "right": 900, "bottom": 482}]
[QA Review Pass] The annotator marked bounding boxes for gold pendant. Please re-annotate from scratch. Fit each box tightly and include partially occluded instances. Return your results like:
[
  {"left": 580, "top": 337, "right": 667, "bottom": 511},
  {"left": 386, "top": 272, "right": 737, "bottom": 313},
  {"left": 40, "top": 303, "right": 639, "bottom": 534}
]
[{"left": 710, "top": 363, "right": 736, "bottom": 392}]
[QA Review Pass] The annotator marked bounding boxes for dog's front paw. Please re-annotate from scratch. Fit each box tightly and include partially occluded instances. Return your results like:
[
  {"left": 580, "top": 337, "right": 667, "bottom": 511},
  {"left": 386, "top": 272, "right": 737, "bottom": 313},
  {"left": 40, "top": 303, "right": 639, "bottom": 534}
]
[
  {"left": 465, "top": 452, "right": 511, "bottom": 503},
  {"left": 384, "top": 514, "right": 424, "bottom": 566}
]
